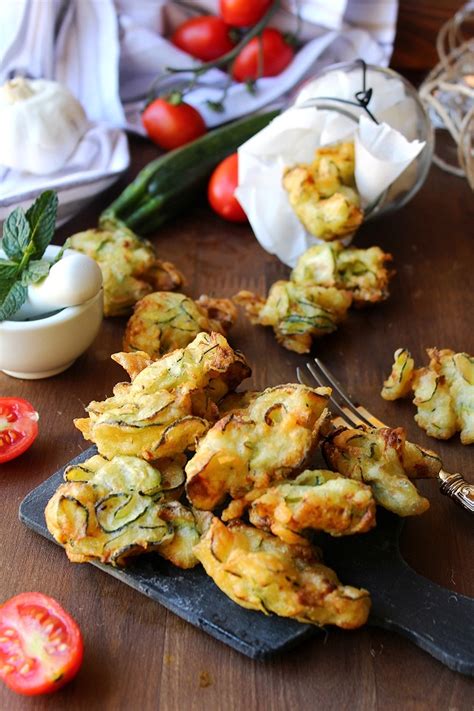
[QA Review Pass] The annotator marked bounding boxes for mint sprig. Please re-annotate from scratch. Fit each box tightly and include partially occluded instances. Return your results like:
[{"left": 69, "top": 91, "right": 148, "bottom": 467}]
[{"left": 0, "top": 190, "right": 59, "bottom": 321}]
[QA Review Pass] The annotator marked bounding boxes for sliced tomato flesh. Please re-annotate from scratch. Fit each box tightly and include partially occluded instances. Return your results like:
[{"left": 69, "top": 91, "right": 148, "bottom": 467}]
[
  {"left": 0, "top": 398, "right": 39, "bottom": 463},
  {"left": 0, "top": 593, "right": 83, "bottom": 696}
]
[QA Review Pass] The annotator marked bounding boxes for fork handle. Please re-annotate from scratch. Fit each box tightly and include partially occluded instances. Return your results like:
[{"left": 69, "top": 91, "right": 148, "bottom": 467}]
[{"left": 438, "top": 470, "right": 474, "bottom": 514}]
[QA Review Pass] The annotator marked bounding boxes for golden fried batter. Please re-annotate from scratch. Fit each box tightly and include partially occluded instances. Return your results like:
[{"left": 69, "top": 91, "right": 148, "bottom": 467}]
[
  {"left": 235, "top": 282, "right": 352, "bottom": 354},
  {"left": 69, "top": 225, "right": 184, "bottom": 316},
  {"left": 123, "top": 292, "right": 236, "bottom": 358},
  {"left": 217, "top": 390, "right": 260, "bottom": 416},
  {"left": 283, "top": 142, "right": 363, "bottom": 241},
  {"left": 381, "top": 348, "right": 415, "bottom": 400},
  {"left": 46, "top": 453, "right": 208, "bottom": 568},
  {"left": 46, "top": 455, "right": 172, "bottom": 566},
  {"left": 248, "top": 469, "right": 376, "bottom": 544},
  {"left": 382, "top": 347, "right": 474, "bottom": 444},
  {"left": 322, "top": 426, "right": 436, "bottom": 516},
  {"left": 194, "top": 517, "right": 371, "bottom": 629},
  {"left": 186, "top": 384, "right": 330, "bottom": 509},
  {"left": 292, "top": 242, "right": 393, "bottom": 306},
  {"left": 75, "top": 332, "right": 251, "bottom": 461}
]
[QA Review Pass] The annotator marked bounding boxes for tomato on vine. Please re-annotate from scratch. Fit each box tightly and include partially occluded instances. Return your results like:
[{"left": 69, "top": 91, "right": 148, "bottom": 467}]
[
  {"left": 219, "top": 0, "right": 272, "bottom": 27},
  {"left": 232, "top": 28, "right": 294, "bottom": 82},
  {"left": 208, "top": 153, "right": 247, "bottom": 222},
  {"left": 142, "top": 97, "right": 206, "bottom": 151},
  {"left": 171, "top": 16, "right": 235, "bottom": 61}
]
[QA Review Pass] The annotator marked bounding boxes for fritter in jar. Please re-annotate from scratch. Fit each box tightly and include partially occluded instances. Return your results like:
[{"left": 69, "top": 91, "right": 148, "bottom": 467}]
[
  {"left": 186, "top": 384, "right": 330, "bottom": 510},
  {"left": 74, "top": 332, "right": 251, "bottom": 461},
  {"left": 283, "top": 142, "right": 363, "bottom": 241},
  {"left": 123, "top": 291, "right": 236, "bottom": 358},
  {"left": 322, "top": 426, "right": 439, "bottom": 516},
  {"left": 68, "top": 225, "right": 184, "bottom": 316},
  {"left": 234, "top": 281, "right": 352, "bottom": 354},
  {"left": 292, "top": 242, "right": 394, "bottom": 305},
  {"left": 193, "top": 517, "right": 371, "bottom": 629},
  {"left": 248, "top": 469, "right": 376, "bottom": 544}
]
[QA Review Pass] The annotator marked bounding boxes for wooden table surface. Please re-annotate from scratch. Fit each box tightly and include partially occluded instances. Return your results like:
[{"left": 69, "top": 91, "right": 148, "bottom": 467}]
[{"left": 1, "top": 129, "right": 474, "bottom": 708}]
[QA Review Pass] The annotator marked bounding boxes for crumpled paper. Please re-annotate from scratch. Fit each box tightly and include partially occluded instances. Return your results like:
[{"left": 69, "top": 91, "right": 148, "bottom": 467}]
[{"left": 236, "top": 69, "right": 425, "bottom": 267}]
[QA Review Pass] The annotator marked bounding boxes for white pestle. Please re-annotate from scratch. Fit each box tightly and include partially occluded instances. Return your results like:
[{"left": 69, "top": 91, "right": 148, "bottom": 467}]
[{"left": 12, "top": 250, "right": 103, "bottom": 321}]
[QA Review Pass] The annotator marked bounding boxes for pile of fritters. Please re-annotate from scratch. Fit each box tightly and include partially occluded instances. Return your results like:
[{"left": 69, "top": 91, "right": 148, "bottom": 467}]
[
  {"left": 123, "top": 291, "right": 237, "bottom": 358},
  {"left": 69, "top": 225, "right": 184, "bottom": 316},
  {"left": 46, "top": 332, "right": 435, "bottom": 632},
  {"left": 235, "top": 241, "right": 393, "bottom": 353},
  {"left": 382, "top": 347, "right": 474, "bottom": 444},
  {"left": 283, "top": 142, "right": 364, "bottom": 241}
]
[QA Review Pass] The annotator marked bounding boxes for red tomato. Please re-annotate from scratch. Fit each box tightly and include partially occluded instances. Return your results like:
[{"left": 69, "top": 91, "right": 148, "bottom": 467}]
[
  {"left": 0, "top": 592, "right": 83, "bottom": 696},
  {"left": 208, "top": 153, "right": 247, "bottom": 222},
  {"left": 220, "top": 0, "right": 271, "bottom": 27},
  {"left": 0, "top": 398, "right": 38, "bottom": 464},
  {"left": 171, "top": 16, "right": 234, "bottom": 61},
  {"left": 232, "top": 28, "right": 294, "bottom": 82},
  {"left": 142, "top": 98, "right": 206, "bottom": 151}
]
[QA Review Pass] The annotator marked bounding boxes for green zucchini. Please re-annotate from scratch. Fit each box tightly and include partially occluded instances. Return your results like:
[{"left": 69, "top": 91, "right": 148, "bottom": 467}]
[{"left": 100, "top": 110, "right": 279, "bottom": 235}]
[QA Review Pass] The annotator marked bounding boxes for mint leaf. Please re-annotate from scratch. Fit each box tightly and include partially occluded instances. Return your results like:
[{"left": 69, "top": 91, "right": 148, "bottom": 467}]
[
  {"left": 1, "top": 207, "right": 30, "bottom": 260},
  {"left": 52, "top": 239, "right": 70, "bottom": 265},
  {"left": 21, "top": 259, "right": 50, "bottom": 286},
  {"left": 26, "top": 190, "right": 59, "bottom": 260},
  {"left": 0, "top": 281, "right": 27, "bottom": 320},
  {"left": 0, "top": 261, "right": 18, "bottom": 301}
]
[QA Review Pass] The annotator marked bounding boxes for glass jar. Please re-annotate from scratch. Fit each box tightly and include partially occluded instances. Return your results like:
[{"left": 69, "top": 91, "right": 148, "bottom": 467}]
[{"left": 291, "top": 60, "right": 434, "bottom": 220}]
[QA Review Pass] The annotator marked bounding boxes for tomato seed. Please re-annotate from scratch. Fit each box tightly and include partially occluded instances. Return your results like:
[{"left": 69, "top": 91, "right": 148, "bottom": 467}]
[{"left": 1, "top": 664, "right": 14, "bottom": 674}]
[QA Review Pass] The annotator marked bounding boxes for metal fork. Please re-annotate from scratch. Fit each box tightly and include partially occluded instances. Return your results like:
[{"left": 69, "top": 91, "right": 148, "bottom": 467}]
[{"left": 297, "top": 358, "right": 474, "bottom": 514}]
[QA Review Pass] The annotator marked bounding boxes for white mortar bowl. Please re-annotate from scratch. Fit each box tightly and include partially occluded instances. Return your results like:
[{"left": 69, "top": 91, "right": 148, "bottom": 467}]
[{"left": 0, "top": 247, "right": 103, "bottom": 379}]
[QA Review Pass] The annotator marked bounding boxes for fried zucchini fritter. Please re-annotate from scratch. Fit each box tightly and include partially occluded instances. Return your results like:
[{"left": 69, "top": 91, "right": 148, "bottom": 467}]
[
  {"left": 45, "top": 455, "right": 173, "bottom": 566},
  {"left": 248, "top": 469, "right": 376, "bottom": 544},
  {"left": 283, "top": 142, "right": 363, "bottom": 241},
  {"left": 382, "top": 347, "right": 474, "bottom": 444},
  {"left": 194, "top": 517, "right": 371, "bottom": 629},
  {"left": 46, "top": 454, "right": 207, "bottom": 568},
  {"left": 185, "top": 384, "right": 330, "bottom": 509},
  {"left": 235, "top": 281, "right": 352, "bottom": 354},
  {"left": 75, "top": 332, "right": 251, "bottom": 461},
  {"left": 123, "top": 291, "right": 236, "bottom": 358},
  {"left": 69, "top": 226, "right": 184, "bottom": 317},
  {"left": 292, "top": 242, "right": 393, "bottom": 306},
  {"left": 322, "top": 426, "right": 435, "bottom": 516},
  {"left": 413, "top": 349, "right": 474, "bottom": 444}
]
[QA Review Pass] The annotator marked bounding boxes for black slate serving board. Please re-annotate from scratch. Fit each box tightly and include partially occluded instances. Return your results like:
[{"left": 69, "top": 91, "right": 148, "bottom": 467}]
[{"left": 20, "top": 447, "right": 474, "bottom": 675}]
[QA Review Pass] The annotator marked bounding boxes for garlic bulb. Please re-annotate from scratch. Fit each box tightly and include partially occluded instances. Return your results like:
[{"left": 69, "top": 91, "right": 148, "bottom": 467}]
[{"left": 0, "top": 77, "right": 89, "bottom": 175}]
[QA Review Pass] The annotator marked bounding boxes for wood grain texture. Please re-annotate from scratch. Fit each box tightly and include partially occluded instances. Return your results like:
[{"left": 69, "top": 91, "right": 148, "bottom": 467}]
[
  {"left": 391, "top": 0, "right": 466, "bottom": 70},
  {"left": 1, "top": 133, "right": 473, "bottom": 709}
]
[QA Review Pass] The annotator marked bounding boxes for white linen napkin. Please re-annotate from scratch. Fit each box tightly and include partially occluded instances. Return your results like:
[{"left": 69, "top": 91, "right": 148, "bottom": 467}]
[{"left": 0, "top": 0, "right": 398, "bottom": 224}]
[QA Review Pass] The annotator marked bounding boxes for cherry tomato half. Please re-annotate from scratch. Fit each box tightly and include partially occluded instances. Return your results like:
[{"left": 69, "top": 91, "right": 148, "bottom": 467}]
[
  {"left": 232, "top": 28, "right": 294, "bottom": 82},
  {"left": 0, "top": 398, "right": 38, "bottom": 464},
  {"left": 142, "top": 98, "right": 206, "bottom": 151},
  {"left": 0, "top": 592, "right": 84, "bottom": 696},
  {"left": 171, "top": 16, "right": 234, "bottom": 61},
  {"left": 220, "top": 0, "right": 271, "bottom": 27},
  {"left": 208, "top": 153, "right": 247, "bottom": 222}
]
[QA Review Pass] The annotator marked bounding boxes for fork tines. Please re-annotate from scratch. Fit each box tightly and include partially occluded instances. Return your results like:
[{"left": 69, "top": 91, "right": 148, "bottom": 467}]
[{"left": 297, "top": 358, "right": 386, "bottom": 431}]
